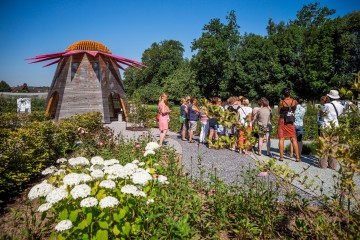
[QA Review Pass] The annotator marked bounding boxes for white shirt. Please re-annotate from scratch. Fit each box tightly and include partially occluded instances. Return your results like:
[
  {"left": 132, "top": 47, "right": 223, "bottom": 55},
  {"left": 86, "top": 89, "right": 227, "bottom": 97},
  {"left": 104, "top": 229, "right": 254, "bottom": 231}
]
[
  {"left": 238, "top": 106, "right": 252, "bottom": 126},
  {"left": 322, "top": 101, "right": 344, "bottom": 128}
]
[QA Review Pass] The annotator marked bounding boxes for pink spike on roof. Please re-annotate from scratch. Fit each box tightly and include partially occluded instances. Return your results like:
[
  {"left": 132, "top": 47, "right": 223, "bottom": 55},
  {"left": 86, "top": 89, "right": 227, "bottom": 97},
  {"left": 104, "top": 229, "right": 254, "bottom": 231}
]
[
  {"left": 42, "top": 59, "right": 60, "bottom": 67},
  {"left": 26, "top": 40, "right": 146, "bottom": 71}
]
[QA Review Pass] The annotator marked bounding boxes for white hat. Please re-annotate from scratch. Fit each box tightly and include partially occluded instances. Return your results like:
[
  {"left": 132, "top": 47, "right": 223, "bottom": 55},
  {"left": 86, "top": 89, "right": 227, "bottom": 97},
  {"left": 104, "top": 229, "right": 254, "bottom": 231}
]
[{"left": 327, "top": 90, "right": 340, "bottom": 99}]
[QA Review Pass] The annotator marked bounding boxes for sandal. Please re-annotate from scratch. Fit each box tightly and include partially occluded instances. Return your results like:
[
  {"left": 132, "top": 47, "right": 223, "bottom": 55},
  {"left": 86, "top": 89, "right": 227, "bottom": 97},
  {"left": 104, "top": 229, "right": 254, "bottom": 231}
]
[
  {"left": 189, "top": 140, "right": 196, "bottom": 143},
  {"left": 296, "top": 159, "right": 301, "bottom": 162},
  {"left": 279, "top": 158, "right": 284, "bottom": 161}
]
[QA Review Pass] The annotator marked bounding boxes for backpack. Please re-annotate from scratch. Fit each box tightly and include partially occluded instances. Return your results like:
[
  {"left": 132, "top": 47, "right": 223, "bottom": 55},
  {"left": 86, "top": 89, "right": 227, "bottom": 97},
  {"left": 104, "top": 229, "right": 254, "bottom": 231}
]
[
  {"left": 283, "top": 100, "right": 295, "bottom": 124},
  {"left": 228, "top": 105, "right": 239, "bottom": 113}
]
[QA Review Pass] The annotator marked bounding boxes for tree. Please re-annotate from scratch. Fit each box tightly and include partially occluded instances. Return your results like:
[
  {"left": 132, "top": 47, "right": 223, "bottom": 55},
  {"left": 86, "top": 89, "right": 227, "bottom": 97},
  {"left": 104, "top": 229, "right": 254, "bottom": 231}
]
[
  {"left": 0, "top": 80, "right": 12, "bottom": 92},
  {"left": 123, "top": 40, "right": 185, "bottom": 102},
  {"left": 191, "top": 10, "right": 240, "bottom": 98},
  {"left": 162, "top": 61, "right": 200, "bottom": 102}
]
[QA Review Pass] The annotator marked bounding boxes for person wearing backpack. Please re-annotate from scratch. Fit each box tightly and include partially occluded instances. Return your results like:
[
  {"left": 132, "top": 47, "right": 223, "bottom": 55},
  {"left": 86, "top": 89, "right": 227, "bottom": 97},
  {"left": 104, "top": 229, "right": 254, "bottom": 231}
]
[
  {"left": 319, "top": 90, "right": 344, "bottom": 169},
  {"left": 276, "top": 89, "right": 300, "bottom": 162}
]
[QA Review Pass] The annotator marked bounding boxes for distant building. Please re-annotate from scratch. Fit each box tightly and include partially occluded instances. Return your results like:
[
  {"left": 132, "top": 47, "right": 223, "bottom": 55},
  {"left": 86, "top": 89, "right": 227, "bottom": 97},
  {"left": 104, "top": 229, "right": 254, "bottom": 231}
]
[{"left": 27, "top": 40, "right": 145, "bottom": 123}]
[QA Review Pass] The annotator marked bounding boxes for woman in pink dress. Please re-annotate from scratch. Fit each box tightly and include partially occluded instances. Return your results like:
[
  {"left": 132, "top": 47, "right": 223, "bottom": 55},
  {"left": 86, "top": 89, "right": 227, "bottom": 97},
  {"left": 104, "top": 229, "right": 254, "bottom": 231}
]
[{"left": 158, "top": 93, "right": 170, "bottom": 146}]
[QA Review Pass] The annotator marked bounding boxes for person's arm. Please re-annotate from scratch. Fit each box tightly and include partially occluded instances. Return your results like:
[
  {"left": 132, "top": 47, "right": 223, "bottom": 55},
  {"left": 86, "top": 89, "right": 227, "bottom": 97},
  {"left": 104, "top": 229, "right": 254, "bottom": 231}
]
[
  {"left": 193, "top": 105, "right": 200, "bottom": 113},
  {"left": 278, "top": 101, "right": 283, "bottom": 114}
]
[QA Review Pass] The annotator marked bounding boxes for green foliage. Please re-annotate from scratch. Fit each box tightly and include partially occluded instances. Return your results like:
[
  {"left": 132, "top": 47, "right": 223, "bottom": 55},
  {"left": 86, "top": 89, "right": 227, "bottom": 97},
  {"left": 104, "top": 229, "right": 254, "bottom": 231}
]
[
  {"left": 162, "top": 61, "right": 201, "bottom": 103},
  {"left": 0, "top": 95, "right": 46, "bottom": 113},
  {"left": 124, "top": 4, "right": 359, "bottom": 104},
  {"left": 124, "top": 40, "right": 185, "bottom": 103},
  {"left": 191, "top": 10, "right": 240, "bottom": 98},
  {"left": 0, "top": 112, "right": 103, "bottom": 209},
  {"left": 0, "top": 80, "right": 12, "bottom": 92}
]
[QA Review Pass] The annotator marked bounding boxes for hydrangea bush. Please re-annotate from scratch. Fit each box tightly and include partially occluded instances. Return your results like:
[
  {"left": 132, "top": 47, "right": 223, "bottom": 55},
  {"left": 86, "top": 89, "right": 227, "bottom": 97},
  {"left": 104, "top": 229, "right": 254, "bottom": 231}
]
[{"left": 28, "top": 142, "right": 167, "bottom": 239}]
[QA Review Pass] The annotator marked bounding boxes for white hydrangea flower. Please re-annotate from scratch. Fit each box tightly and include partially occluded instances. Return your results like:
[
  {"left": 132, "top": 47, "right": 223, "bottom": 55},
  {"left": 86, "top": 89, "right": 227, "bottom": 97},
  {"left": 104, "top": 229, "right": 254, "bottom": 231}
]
[
  {"left": 79, "top": 173, "right": 92, "bottom": 183},
  {"left": 90, "top": 156, "right": 104, "bottom": 165},
  {"left": 145, "top": 142, "right": 160, "bottom": 151},
  {"left": 99, "top": 196, "right": 119, "bottom": 209},
  {"left": 63, "top": 173, "right": 82, "bottom": 186},
  {"left": 41, "top": 166, "right": 58, "bottom": 175},
  {"left": 28, "top": 181, "right": 55, "bottom": 200},
  {"left": 132, "top": 159, "right": 139, "bottom": 164},
  {"left": 59, "top": 185, "right": 68, "bottom": 190},
  {"left": 121, "top": 184, "right": 138, "bottom": 195},
  {"left": 68, "top": 157, "right": 89, "bottom": 166},
  {"left": 124, "top": 163, "right": 138, "bottom": 172},
  {"left": 99, "top": 180, "right": 116, "bottom": 189},
  {"left": 91, "top": 169, "right": 104, "bottom": 179},
  {"left": 144, "top": 150, "right": 155, "bottom": 157},
  {"left": 80, "top": 197, "right": 98, "bottom": 207},
  {"left": 146, "top": 199, "right": 154, "bottom": 205},
  {"left": 55, "top": 220, "right": 73, "bottom": 232},
  {"left": 70, "top": 184, "right": 91, "bottom": 199},
  {"left": 157, "top": 175, "right": 169, "bottom": 184},
  {"left": 103, "top": 164, "right": 123, "bottom": 175},
  {"left": 103, "top": 159, "right": 119, "bottom": 166},
  {"left": 138, "top": 162, "right": 145, "bottom": 166},
  {"left": 54, "top": 169, "right": 66, "bottom": 176},
  {"left": 46, "top": 188, "right": 68, "bottom": 204},
  {"left": 132, "top": 170, "right": 153, "bottom": 186},
  {"left": 56, "top": 158, "right": 67, "bottom": 164},
  {"left": 133, "top": 190, "right": 146, "bottom": 197},
  {"left": 37, "top": 202, "right": 53, "bottom": 212},
  {"left": 107, "top": 174, "right": 119, "bottom": 180}
]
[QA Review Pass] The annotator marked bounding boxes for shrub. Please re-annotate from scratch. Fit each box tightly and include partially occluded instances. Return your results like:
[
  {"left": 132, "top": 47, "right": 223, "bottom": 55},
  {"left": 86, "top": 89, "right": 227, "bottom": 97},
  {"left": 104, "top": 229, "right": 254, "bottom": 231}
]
[{"left": 0, "top": 112, "right": 104, "bottom": 210}]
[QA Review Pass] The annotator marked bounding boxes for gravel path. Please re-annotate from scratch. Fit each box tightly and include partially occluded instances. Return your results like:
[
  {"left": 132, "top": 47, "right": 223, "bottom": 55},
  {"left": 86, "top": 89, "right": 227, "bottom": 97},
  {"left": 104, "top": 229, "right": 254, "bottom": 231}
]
[{"left": 106, "top": 122, "right": 360, "bottom": 202}]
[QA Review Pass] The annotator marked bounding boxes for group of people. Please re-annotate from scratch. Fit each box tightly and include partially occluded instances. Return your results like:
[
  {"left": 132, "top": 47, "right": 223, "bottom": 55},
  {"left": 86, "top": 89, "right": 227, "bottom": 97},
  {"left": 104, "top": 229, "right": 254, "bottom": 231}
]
[
  {"left": 178, "top": 95, "right": 274, "bottom": 156},
  {"left": 158, "top": 88, "right": 345, "bottom": 169}
]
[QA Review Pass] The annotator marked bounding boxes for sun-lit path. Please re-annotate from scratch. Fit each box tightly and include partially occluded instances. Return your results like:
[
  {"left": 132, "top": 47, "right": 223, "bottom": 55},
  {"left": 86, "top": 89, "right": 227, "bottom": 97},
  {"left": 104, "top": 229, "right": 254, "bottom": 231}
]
[{"left": 106, "top": 122, "right": 360, "bottom": 202}]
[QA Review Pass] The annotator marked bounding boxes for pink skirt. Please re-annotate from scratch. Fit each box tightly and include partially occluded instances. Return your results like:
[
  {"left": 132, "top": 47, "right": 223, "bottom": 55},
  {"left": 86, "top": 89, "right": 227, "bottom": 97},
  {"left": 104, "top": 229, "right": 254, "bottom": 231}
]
[{"left": 158, "top": 114, "right": 169, "bottom": 131}]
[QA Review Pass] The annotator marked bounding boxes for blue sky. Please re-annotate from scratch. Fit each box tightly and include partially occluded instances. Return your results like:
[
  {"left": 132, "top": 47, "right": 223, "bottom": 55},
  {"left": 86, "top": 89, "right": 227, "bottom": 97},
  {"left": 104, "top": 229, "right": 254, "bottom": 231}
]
[{"left": 0, "top": 0, "right": 359, "bottom": 87}]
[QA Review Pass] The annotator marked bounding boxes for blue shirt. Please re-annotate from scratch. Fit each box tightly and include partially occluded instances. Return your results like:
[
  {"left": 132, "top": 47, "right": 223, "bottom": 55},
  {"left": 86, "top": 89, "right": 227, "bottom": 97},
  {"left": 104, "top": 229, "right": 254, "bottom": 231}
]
[{"left": 294, "top": 104, "right": 306, "bottom": 127}]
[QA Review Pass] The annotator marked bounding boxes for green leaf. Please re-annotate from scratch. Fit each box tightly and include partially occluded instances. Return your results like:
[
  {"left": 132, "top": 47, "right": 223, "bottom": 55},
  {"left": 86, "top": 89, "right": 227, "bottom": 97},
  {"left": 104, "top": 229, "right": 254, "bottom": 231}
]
[
  {"left": 59, "top": 209, "right": 68, "bottom": 220},
  {"left": 113, "top": 225, "right": 120, "bottom": 236},
  {"left": 69, "top": 210, "right": 79, "bottom": 222},
  {"left": 131, "top": 224, "right": 141, "bottom": 235},
  {"left": 86, "top": 212, "right": 92, "bottom": 225},
  {"left": 144, "top": 185, "right": 151, "bottom": 193},
  {"left": 122, "top": 222, "right": 131, "bottom": 236},
  {"left": 96, "top": 189, "right": 106, "bottom": 200},
  {"left": 119, "top": 207, "right": 128, "bottom": 220},
  {"left": 113, "top": 213, "right": 120, "bottom": 223},
  {"left": 96, "top": 229, "right": 108, "bottom": 240},
  {"left": 77, "top": 220, "right": 88, "bottom": 230},
  {"left": 99, "top": 221, "right": 109, "bottom": 229},
  {"left": 57, "top": 234, "right": 66, "bottom": 240}
]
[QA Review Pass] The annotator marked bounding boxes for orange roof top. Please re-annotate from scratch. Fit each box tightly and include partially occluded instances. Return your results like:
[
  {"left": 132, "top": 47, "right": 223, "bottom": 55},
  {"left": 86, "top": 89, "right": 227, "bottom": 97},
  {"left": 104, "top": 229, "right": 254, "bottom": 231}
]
[{"left": 66, "top": 40, "right": 112, "bottom": 53}]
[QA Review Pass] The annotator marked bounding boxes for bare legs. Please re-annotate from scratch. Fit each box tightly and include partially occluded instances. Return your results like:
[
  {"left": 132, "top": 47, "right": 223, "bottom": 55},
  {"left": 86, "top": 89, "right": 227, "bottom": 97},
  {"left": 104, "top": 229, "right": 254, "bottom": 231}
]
[
  {"left": 279, "top": 137, "right": 300, "bottom": 161},
  {"left": 208, "top": 129, "right": 218, "bottom": 147},
  {"left": 159, "top": 129, "right": 167, "bottom": 146},
  {"left": 258, "top": 135, "right": 264, "bottom": 156}
]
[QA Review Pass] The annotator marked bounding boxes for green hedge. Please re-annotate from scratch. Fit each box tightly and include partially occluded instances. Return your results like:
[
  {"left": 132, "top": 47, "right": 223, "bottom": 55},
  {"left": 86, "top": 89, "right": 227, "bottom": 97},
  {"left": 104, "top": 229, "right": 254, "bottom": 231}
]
[
  {"left": 0, "top": 112, "right": 103, "bottom": 209},
  {"left": 0, "top": 95, "right": 46, "bottom": 113}
]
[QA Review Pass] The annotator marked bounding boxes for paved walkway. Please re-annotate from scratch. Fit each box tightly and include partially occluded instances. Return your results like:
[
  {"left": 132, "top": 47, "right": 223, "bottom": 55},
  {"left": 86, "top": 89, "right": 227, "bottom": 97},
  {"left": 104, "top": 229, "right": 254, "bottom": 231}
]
[{"left": 105, "top": 121, "right": 359, "bottom": 199}]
